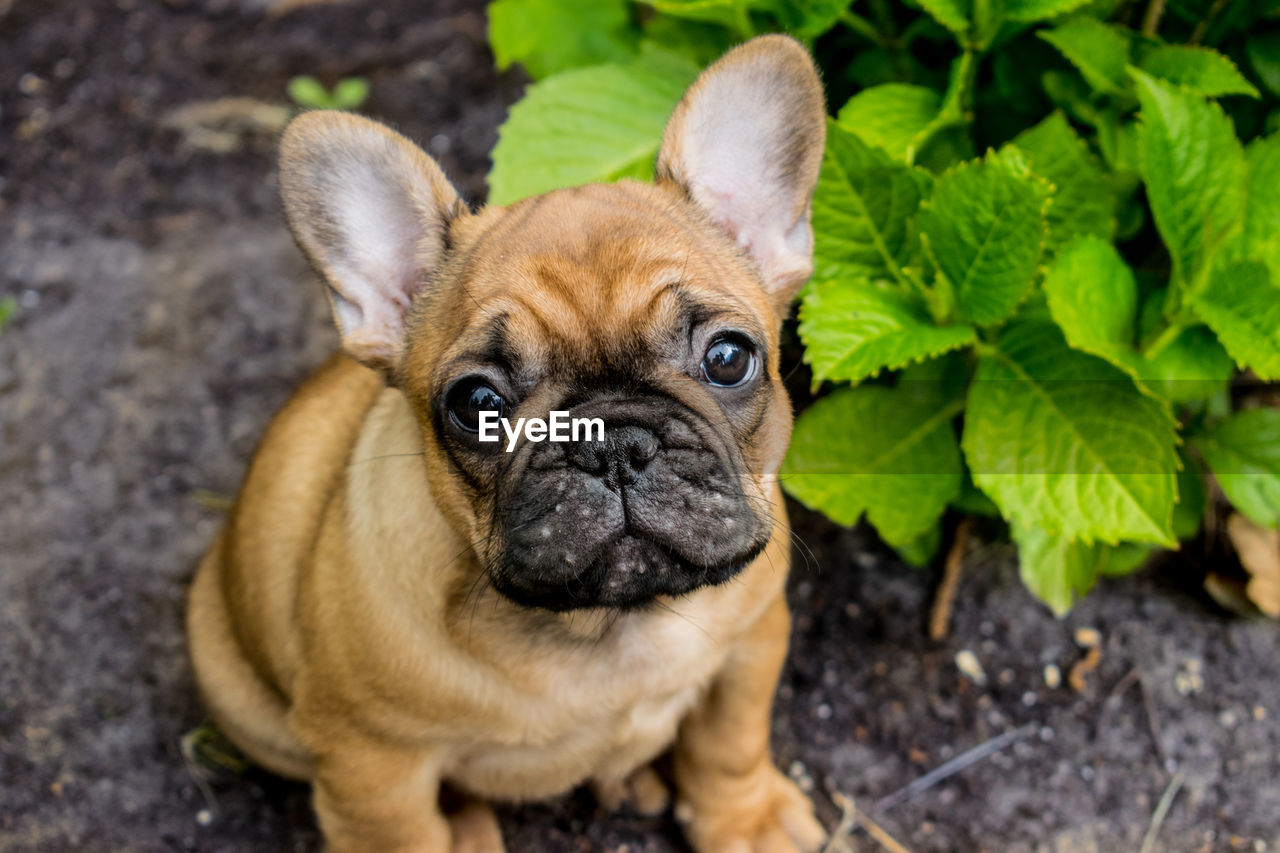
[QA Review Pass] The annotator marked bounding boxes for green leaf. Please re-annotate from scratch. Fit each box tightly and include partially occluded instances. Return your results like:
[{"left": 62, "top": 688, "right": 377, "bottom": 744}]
[
  {"left": 1133, "top": 69, "right": 1245, "bottom": 288},
  {"left": 1043, "top": 235, "right": 1137, "bottom": 369},
  {"left": 917, "top": 148, "right": 1051, "bottom": 326},
  {"left": 1099, "top": 542, "right": 1155, "bottom": 577},
  {"left": 0, "top": 296, "right": 14, "bottom": 333},
  {"left": 646, "top": 0, "right": 752, "bottom": 30},
  {"left": 831, "top": 52, "right": 973, "bottom": 169},
  {"left": 812, "top": 120, "right": 933, "bottom": 281},
  {"left": 798, "top": 278, "right": 977, "bottom": 385},
  {"left": 287, "top": 75, "right": 332, "bottom": 109},
  {"left": 1235, "top": 134, "right": 1280, "bottom": 280},
  {"left": 765, "top": 0, "right": 853, "bottom": 37},
  {"left": 1172, "top": 450, "right": 1207, "bottom": 540},
  {"left": 488, "top": 0, "right": 637, "bottom": 79},
  {"left": 641, "top": 15, "right": 735, "bottom": 66},
  {"left": 782, "top": 385, "right": 964, "bottom": 546},
  {"left": 1188, "top": 260, "right": 1280, "bottom": 380},
  {"left": 1045, "top": 238, "right": 1232, "bottom": 401},
  {"left": 1139, "top": 325, "right": 1235, "bottom": 403},
  {"left": 1193, "top": 408, "right": 1280, "bottom": 528},
  {"left": 1038, "top": 18, "right": 1130, "bottom": 94},
  {"left": 1246, "top": 32, "right": 1280, "bottom": 97},
  {"left": 1012, "top": 524, "right": 1105, "bottom": 616},
  {"left": 895, "top": 524, "right": 943, "bottom": 567},
  {"left": 1014, "top": 112, "right": 1115, "bottom": 253},
  {"left": 963, "top": 320, "right": 1179, "bottom": 545},
  {"left": 1138, "top": 45, "right": 1259, "bottom": 99},
  {"left": 916, "top": 0, "right": 970, "bottom": 34},
  {"left": 952, "top": 472, "right": 1002, "bottom": 516},
  {"left": 647, "top": 0, "right": 838, "bottom": 35},
  {"left": 487, "top": 45, "right": 699, "bottom": 205},
  {"left": 1004, "top": 0, "right": 1092, "bottom": 22},
  {"left": 837, "top": 85, "right": 942, "bottom": 161},
  {"left": 330, "top": 77, "right": 370, "bottom": 111}
]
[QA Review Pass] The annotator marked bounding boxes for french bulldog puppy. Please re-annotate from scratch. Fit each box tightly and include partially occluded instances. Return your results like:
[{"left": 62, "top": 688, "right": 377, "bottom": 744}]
[{"left": 186, "top": 34, "right": 828, "bottom": 852}]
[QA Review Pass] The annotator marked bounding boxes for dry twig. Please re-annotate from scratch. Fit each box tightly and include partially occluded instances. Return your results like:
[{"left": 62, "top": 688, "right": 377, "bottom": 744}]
[
  {"left": 929, "top": 518, "right": 972, "bottom": 642},
  {"left": 831, "top": 792, "right": 915, "bottom": 853},
  {"left": 1140, "top": 773, "right": 1184, "bottom": 853}
]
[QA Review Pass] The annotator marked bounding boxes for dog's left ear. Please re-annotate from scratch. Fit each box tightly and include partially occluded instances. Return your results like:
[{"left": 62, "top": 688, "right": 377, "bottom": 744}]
[{"left": 656, "top": 35, "right": 826, "bottom": 307}]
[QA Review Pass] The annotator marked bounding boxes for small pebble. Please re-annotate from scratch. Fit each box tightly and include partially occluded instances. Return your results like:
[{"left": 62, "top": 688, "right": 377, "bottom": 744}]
[
  {"left": 18, "top": 72, "right": 46, "bottom": 95},
  {"left": 1022, "top": 691, "right": 1037, "bottom": 707},
  {"left": 816, "top": 703, "right": 832, "bottom": 720},
  {"left": 1039, "top": 726, "right": 1055, "bottom": 742},
  {"left": 1044, "top": 663, "right": 1062, "bottom": 689},
  {"left": 955, "top": 649, "right": 987, "bottom": 686},
  {"left": 1253, "top": 706, "right": 1267, "bottom": 721},
  {"left": 1219, "top": 709, "right": 1238, "bottom": 729},
  {"left": 1074, "top": 627, "right": 1101, "bottom": 648},
  {"left": 1175, "top": 659, "right": 1204, "bottom": 696},
  {"left": 195, "top": 809, "right": 212, "bottom": 826}
]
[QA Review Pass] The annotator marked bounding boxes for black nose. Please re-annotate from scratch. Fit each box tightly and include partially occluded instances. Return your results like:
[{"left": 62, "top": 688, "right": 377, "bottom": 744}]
[{"left": 565, "top": 424, "right": 659, "bottom": 481}]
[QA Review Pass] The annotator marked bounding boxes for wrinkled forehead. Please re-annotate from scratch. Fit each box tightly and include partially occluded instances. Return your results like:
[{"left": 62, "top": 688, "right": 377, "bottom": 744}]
[{"left": 439, "top": 184, "right": 771, "bottom": 379}]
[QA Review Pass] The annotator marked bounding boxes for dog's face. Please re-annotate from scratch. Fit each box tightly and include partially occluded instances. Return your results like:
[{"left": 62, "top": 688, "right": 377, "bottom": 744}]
[{"left": 279, "top": 36, "right": 825, "bottom": 610}]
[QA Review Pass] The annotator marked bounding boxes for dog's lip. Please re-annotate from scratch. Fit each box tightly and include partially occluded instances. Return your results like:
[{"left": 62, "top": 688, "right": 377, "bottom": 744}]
[{"left": 488, "top": 530, "right": 768, "bottom": 612}]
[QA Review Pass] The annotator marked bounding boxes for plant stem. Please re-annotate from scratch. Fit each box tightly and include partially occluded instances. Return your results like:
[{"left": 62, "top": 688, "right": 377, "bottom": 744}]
[
  {"left": 1141, "top": 0, "right": 1166, "bottom": 36},
  {"left": 840, "top": 10, "right": 886, "bottom": 45},
  {"left": 1143, "top": 313, "right": 1201, "bottom": 359},
  {"left": 1189, "top": 0, "right": 1230, "bottom": 44}
]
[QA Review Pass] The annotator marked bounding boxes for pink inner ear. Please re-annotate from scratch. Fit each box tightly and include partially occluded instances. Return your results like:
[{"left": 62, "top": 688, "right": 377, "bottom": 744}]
[
  {"left": 323, "top": 162, "right": 427, "bottom": 363},
  {"left": 668, "top": 64, "right": 816, "bottom": 296},
  {"left": 690, "top": 171, "right": 814, "bottom": 294}
]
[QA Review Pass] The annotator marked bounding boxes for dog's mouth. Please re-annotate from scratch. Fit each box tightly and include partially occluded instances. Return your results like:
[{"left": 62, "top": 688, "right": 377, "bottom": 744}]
[{"left": 489, "top": 531, "right": 766, "bottom": 612}]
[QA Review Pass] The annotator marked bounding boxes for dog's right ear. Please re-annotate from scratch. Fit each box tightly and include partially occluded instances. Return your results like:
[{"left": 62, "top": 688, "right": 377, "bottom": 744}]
[
  {"left": 279, "top": 111, "right": 464, "bottom": 375},
  {"left": 655, "top": 35, "right": 825, "bottom": 310}
]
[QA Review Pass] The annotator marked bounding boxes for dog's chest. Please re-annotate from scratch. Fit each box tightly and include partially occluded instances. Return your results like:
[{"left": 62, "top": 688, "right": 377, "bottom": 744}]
[{"left": 447, "top": 612, "right": 726, "bottom": 799}]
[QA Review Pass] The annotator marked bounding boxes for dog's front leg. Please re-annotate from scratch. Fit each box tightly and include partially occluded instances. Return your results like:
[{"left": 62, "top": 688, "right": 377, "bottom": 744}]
[
  {"left": 309, "top": 734, "right": 503, "bottom": 853},
  {"left": 673, "top": 593, "right": 826, "bottom": 853}
]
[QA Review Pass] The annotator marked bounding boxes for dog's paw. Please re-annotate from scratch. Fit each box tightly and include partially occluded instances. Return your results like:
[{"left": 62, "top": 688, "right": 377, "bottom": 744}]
[
  {"left": 446, "top": 800, "right": 505, "bottom": 853},
  {"left": 593, "top": 764, "right": 671, "bottom": 816},
  {"left": 676, "top": 766, "right": 825, "bottom": 853}
]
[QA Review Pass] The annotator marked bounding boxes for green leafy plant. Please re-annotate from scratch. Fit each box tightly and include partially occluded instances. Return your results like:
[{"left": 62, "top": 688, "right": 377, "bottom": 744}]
[
  {"left": 0, "top": 296, "right": 15, "bottom": 334},
  {"left": 287, "top": 75, "right": 371, "bottom": 111},
  {"left": 485, "top": 0, "right": 1280, "bottom": 614}
]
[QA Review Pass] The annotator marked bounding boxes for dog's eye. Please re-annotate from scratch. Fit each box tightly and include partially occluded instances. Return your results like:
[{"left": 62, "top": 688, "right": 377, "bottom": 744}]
[
  {"left": 447, "top": 381, "right": 505, "bottom": 432},
  {"left": 700, "top": 336, "right": 757, "bottom": 388}
]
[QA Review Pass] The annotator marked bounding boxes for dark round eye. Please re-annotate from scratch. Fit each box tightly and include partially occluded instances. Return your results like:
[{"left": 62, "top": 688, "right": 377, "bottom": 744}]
[
  {"left": 701, "top": 336, "right": 757, "bottom": 388},
  {"left": 447, "top": 381, "right": 505, "bottom": 432}
]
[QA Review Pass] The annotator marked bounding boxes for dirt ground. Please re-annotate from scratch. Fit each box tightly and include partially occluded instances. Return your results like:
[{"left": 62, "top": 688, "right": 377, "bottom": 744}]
[{"left": 2, "top": 2, "right": 1278, "bottom": 851}]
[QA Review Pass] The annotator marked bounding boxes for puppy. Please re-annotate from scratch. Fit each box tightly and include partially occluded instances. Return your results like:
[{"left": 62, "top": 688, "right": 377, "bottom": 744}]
[{"left": 186, "top": 34, "right": 828, "bottom": 852}]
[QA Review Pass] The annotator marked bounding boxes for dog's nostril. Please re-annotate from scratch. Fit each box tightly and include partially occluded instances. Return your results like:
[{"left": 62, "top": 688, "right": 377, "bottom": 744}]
[
  {"left": 565, "top": 425, "right": 660, "bottom": 478},
  {"left": 630, "top": 434, "right": 659, "bottom": 469},
  {"left": 566, "top": 444, "right": 608, "bottom": 475}
]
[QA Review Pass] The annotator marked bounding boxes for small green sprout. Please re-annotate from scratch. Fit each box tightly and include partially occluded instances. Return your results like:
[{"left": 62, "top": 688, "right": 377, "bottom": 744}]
[{"left": 287, "top": 76, "right": 370, "bottom": 111}]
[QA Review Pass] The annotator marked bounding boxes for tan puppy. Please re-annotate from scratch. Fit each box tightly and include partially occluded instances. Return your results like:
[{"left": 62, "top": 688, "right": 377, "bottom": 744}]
[{"left": 186, "top": 35, "right": 827, "bottom": 852}]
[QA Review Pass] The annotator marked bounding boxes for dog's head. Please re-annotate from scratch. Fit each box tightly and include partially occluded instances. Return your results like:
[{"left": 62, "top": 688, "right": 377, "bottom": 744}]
[{"left": 279, "top": 36, "right": 825, "bottom": 610}]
